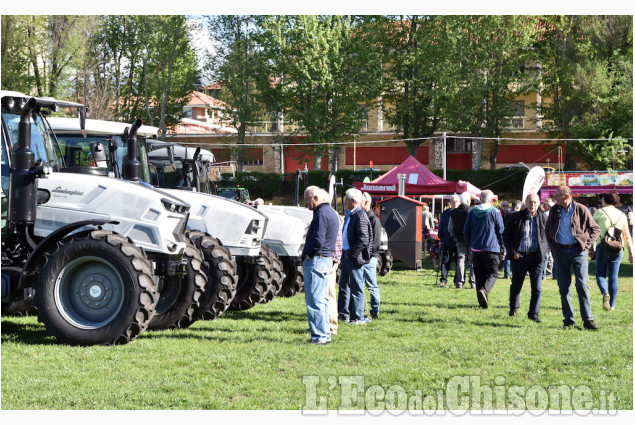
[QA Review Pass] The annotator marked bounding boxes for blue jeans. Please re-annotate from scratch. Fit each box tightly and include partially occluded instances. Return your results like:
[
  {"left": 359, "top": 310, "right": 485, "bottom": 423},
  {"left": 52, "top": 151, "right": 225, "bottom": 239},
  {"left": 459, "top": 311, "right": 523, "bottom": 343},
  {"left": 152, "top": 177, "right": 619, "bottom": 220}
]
[
  {"left": 509, "top": 252, "right": 543, "bottom": 316},
  {"left": 440, "top": 245, "right": 457, "bottom": 283},
  {"left": 503, "top": 259, "right": 511, "bottom": 277},
  {"left": 595, "top": 243, "right": 624, "bottom": 309},
  {"left": 303, "top": 256, "right": 333, "bottom": 342},
  {"left": 553, "top": 245, "right": 593, "bottom": 325},
  {"left": 338, "top": 254, "right": 366, "bottom": 321},
  {"left": 363, "top": 256, "right": 380, "bottom": 314}
]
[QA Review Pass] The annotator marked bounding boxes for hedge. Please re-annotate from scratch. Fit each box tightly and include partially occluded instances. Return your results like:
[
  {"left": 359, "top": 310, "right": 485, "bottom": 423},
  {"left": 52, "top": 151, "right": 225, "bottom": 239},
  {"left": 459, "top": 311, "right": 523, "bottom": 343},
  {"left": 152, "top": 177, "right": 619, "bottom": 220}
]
[{"left": 219, "top": 168, "right": 528, "bottom": 200}]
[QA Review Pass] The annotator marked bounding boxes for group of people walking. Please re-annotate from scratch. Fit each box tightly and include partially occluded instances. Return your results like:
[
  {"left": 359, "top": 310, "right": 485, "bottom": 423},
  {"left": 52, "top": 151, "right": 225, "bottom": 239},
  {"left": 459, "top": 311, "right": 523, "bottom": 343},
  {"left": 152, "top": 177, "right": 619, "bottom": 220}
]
[
  {"left": 300, "top": 184, "right": 632, "bottom": 345},
  {"left": 438, "top": 186, "right": 633, "bottom": 330},
  {"left": 300, "top": 186, "right": 382, "bottom": 345}
]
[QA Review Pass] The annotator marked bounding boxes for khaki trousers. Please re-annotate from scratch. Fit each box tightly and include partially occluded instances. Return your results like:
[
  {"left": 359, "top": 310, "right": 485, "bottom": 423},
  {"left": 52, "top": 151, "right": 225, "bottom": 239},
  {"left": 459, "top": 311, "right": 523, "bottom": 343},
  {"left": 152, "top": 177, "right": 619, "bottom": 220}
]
[{"left": 328, "top": 263, "right": 339, "bottom": 334}]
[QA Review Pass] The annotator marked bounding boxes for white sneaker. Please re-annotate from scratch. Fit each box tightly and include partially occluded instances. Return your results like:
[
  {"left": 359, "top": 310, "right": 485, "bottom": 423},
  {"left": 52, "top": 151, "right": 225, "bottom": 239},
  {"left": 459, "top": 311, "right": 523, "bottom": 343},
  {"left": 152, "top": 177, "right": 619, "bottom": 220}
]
[{"left": 603, "top": 293, "right": 611, "bottom": 311}]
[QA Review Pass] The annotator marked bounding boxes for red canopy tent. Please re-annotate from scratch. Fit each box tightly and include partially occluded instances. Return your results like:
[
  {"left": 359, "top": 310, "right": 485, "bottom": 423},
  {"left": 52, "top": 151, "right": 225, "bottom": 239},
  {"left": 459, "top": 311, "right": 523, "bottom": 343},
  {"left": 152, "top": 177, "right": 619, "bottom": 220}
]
[{"left": 353, "top": 155, "right": 486, "bottom": 199}]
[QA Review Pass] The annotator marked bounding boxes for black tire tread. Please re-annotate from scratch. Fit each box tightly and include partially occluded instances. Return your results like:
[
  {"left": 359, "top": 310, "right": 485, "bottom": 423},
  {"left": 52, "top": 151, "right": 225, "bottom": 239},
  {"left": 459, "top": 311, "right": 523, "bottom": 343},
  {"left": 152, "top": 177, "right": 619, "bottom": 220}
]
[
  {"left": 260, "top": 243, "right": 285, "bottom": 303},
  {"left": 186, "top": 230, "right": 238, "bottom": 320},
  {"left": 278, "top": 263, "right": 304, "bottom": 297},
  {"left": 148, "top": 237, "right": 207, "bottom": 330},
  {"left": 380, "top": 249, "right": 393, "bottom": 276},
  {"left": 33, "top": 230, "right": 159, "bottom": 345},
  {"left": 229, "top": 246, "right": 273, "bottom": 311}
]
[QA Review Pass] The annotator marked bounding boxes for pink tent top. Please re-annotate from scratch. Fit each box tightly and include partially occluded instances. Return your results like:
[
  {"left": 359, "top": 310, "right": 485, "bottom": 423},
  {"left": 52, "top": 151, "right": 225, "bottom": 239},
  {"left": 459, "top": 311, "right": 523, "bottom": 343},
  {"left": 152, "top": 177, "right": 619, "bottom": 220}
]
[{"left": 354, "top": 155, "right": 477, "bottom": 196}]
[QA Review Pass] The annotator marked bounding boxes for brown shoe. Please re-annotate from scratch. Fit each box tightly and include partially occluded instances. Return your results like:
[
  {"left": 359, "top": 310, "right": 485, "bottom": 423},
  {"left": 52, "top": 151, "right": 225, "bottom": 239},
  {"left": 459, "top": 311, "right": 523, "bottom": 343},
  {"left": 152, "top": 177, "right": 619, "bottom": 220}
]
[{"left": 477, "top": 289, "right": 488, "bottom": 309}]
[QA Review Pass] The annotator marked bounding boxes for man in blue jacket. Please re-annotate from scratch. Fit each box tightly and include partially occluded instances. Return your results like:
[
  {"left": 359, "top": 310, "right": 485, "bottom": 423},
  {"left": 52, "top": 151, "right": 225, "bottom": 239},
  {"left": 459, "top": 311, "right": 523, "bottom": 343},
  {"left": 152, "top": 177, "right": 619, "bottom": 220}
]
[
  {"left": 301, "top": 186, "right": 340, "bottom": 345},
  {"left": 464, "top": 190, "right": 506, "bottom": 308},
  {"left": 338, "top": 188, "right": 372, "bottom": 324}
]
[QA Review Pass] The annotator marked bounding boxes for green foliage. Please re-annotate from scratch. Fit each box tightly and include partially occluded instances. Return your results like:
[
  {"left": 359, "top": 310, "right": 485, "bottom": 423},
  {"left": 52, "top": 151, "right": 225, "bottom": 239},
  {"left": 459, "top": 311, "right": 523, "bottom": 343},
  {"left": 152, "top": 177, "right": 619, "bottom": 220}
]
[
  {"left": 334, "top": 168, "right": 387, "bottom": 187},
  {"left": 220, "top": 170, "right": 332, "bottom": 200},
  {"left": 376, "top": 16, "right": 458, "bottom": 155},
  {"left": 571, "top": 136, "right": 634, "bottom": 171},
  {"left": 537, "top": 16, "right": 633, "bottom": 169},
  {"left": 1, "top": 16, "right": 95, "bottom": 98},
  {"left": 442, "top": 16, "right": 540, "bottom": 169},
  {"left": 257, "top": 15, "right": 383, "bottom": 170},
  {"left": 204, "top": 15, "right": 270, "bottom": 172},
  {"left": 1, "top": 16, "right": 45, "bottom": 93}
]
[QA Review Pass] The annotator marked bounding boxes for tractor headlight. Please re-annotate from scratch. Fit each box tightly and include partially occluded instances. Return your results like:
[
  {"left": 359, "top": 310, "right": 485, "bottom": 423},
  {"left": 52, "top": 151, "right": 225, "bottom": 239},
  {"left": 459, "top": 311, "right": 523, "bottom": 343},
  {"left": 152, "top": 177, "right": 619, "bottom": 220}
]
[{"left": 161, "top": 198, "right": 189, "bottom": 214}]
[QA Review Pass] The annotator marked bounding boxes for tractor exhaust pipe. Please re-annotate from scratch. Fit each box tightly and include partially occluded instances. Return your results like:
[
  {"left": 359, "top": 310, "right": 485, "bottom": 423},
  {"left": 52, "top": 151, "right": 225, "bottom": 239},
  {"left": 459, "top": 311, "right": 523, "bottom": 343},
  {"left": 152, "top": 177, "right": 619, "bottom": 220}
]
[
  {"left": 122, "top": 119, "right": 142, "bottom": 181},
  {"left": 9, "top": 97, "right": 39, "bottom": 225}
]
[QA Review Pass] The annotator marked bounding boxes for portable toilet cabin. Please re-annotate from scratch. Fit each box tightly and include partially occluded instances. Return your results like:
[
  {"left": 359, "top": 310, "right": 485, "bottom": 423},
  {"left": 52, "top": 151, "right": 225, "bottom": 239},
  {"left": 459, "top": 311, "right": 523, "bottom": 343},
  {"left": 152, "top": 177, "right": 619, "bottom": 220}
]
[{"left": 375, "top": 195, "right": 423, "bottom": 270}]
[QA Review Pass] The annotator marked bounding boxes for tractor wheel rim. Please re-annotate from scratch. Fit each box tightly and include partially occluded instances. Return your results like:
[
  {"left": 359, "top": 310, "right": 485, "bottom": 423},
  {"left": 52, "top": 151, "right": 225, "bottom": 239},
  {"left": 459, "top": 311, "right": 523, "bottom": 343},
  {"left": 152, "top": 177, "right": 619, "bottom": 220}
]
[{"left": 54, "top": 256, "right": 125, "bottom": 329}]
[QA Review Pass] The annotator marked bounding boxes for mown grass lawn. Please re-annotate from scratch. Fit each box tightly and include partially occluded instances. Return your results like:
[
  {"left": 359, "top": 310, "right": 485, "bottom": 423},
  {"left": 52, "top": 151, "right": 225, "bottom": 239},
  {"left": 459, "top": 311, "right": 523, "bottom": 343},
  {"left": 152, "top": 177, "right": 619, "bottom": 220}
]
[{"left": 1, "top": 258, "right": 632, "bottom": 411}]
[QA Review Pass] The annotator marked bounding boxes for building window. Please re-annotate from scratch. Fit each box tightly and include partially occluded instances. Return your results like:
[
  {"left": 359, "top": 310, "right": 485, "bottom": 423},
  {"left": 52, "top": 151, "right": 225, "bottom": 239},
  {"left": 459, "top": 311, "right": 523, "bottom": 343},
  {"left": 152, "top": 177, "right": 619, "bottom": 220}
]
[
  {"left": 447, "top": 138, "right": 472, "bottom": 153},
  {"left": 505, "top": 101, "right": 526, "bottom": 129}
]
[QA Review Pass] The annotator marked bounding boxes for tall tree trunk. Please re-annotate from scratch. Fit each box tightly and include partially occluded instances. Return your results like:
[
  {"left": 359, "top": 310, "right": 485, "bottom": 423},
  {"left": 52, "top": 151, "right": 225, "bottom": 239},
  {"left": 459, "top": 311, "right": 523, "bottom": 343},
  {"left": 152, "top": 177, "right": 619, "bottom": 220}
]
[
  {"left": 489, "top": 139, "right": 499, "bottom": 170},
  {"left": 405, "top": 141, "right": 421, "bottom": 157},
  {"left": 329, "top": 147, "right": 339, "bottom": 175},
  {"left": 142, "top": 56, "right": 154, "bottom": 127},
  {"left": 313, "top": 145, "right": 322, "bottom": 171},
  {"left": 236, "top": 124, "right": 245, "bottom": 173},
  {"left": 159, "top": 16, "right": 181, "bottom": 140}
]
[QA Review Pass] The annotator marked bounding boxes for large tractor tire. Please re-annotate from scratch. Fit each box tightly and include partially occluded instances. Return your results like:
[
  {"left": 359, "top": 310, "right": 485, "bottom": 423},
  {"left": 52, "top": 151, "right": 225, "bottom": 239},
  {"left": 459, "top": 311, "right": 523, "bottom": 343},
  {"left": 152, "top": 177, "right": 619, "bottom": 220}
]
[
  {"left": 279, "top": 263, "right": 304, "bottom": 297},
  {"left": 186, "top": 231, "right": 238, "bottom": 320},
  {"left": 260, "top": 243, "right": 285, "bottom": 303},
  {"left": 380, "top": 249, "right": 393, "bottom": 276},
  {"left": 229, "top": 247, "right": 273, "bottom": 311},
  {"left": 33, "top": 230, "right": 159, "bottom": 346},
  {"left": 148, "top": 237, "right": 207, "bottom": 331}
]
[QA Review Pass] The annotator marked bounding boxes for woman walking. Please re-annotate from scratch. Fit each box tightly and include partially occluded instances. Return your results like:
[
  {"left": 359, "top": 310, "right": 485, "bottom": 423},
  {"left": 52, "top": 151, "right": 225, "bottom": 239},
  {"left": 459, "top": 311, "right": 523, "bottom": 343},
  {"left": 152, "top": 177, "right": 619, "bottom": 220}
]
[{"left": 593, "top": 192, "right": 633, "bottom": 311}]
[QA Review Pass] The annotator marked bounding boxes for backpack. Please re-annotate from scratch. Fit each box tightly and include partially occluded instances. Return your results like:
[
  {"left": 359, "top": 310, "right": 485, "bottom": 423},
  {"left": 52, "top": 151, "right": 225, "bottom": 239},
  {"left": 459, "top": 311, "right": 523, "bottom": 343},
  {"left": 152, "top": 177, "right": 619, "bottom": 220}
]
[{"left": 601, "top": 209, "right": 624, "bottom": 254}]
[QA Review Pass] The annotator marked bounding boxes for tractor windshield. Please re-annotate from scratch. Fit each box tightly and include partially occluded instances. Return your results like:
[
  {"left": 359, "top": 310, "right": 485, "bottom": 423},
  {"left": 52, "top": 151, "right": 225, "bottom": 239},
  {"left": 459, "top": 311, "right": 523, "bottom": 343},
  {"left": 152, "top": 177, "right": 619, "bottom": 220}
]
[
  {"left": 1, "top": 109, "right": 61, "bottom": 172},
  {"left": 54, "top": 134, "right": 152, "bottom": 183}
]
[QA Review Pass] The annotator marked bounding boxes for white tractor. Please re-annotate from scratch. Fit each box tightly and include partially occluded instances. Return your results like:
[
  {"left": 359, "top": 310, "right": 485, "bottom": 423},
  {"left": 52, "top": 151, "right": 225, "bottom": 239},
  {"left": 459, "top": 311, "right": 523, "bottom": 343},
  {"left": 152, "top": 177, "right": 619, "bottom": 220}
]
[
  {"left": 47, "top": 118, "right": 285, "bottom": 313},
  {"left": 1, "top": 91, "right": 205, "bottom": 344},
  {"left": 145, "top": 142, "right": 310, "bottom": 298}
]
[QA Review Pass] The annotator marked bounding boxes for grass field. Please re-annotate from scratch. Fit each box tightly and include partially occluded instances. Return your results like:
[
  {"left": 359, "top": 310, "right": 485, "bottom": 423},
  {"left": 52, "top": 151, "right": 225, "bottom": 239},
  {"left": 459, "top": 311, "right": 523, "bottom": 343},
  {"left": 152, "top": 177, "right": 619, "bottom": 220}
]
[{"left": 1, "top": 257, "right": 632, "bottom": 411}]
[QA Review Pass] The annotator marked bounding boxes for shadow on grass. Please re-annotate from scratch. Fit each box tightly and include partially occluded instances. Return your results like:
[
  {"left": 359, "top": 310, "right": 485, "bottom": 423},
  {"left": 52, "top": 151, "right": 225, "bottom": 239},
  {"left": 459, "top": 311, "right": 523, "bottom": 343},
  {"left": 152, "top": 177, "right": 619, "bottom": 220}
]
[
  {"left": 221, "top": 310, "right": 308, "bottom": 322},
  {"left": 0, "top": 319, "right": 54, "bottom": 345},
  {"left": 140, "top": 328, "right": 288, "bottom": 344}
]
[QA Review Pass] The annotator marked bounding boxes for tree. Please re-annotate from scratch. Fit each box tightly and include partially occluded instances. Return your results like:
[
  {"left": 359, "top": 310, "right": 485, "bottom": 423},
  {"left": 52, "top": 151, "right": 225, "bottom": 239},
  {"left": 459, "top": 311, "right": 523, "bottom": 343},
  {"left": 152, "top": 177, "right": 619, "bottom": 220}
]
[
  {"left": 442, "top": 16, "right": 540, "bottom": 169},
  {"left": 536, "top": 15, "right": 633, "bottom": 170},
  {"left": 377, "top": 15, "right": 457, "bottom": 157},
  {"left": 204, "top": 15, "right": 268, "bottom": 172},
  {"left": 258, "top": 15, "right": 383, "bottom": 170},
  {"left": 1, "top": 16, "right": 41, "bottom": 93},
  {"left": 87, "top": 16, "right": 199, "bottom": 133}
]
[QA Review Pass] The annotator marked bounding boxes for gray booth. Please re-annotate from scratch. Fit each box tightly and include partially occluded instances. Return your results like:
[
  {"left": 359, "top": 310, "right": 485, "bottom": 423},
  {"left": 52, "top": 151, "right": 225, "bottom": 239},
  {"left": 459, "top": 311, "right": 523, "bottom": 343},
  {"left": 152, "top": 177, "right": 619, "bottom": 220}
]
[{"left": 375, "top": 195, "right": 424, "bottom": 270}]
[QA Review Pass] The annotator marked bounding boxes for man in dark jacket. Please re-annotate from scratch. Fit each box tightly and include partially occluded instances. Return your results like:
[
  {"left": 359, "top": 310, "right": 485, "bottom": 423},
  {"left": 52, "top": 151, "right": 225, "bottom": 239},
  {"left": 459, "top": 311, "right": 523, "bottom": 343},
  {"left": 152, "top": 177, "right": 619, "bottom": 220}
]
[
  {"left": 503, "top": 193, "right": 548, "bottom": 322},
  {"left": 438, "top": 194, "right": 459, "bottom": 287},
  {"left": 546, "top": 186, "right": 601, "bottom": 330},
  {"left": 448, "top": 192, "right": 475, "bottom": 288},
  {"left": 464, "top": 190, "right": 506, "bottom": 309},
  {"left": 302, "top": 186, "right": 340, "bottom": 345},
  {"left": 361, "top": 192, "right": 382, "bottom": 318},
  {"left": 338, "top": 188, "right": 372, "bottom": 324}
]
